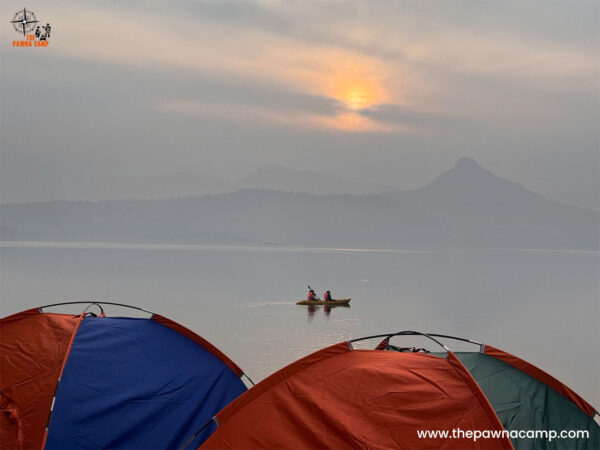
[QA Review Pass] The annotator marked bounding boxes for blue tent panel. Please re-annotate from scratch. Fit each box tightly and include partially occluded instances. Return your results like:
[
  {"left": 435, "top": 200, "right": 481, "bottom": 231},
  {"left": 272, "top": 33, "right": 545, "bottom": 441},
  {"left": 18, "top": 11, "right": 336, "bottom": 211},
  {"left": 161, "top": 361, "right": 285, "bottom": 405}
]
[{"left": 45, "top": 317, "right": 246, "bottom": 449}]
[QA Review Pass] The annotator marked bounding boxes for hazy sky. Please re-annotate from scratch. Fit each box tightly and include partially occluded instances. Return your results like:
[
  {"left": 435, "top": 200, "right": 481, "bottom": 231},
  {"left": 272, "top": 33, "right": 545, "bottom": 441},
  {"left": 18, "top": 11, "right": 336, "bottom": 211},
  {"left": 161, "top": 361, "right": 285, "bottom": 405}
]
[{"left": 1, "top": 1, "right": 598, "bottom": 208}]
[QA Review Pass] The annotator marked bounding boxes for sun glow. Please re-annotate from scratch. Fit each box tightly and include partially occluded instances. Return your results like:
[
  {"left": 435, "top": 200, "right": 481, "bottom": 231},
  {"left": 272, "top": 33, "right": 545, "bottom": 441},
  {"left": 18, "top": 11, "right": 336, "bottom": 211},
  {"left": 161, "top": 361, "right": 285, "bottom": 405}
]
[
  {"left": 345, "top": 88, "right": 369, "bottom": 110},
  {"left": 330, "top": 76, "right": 385, "bottom": 111},
  {"left": 316, "top": 72, "right": 393, "bottom": 131}
]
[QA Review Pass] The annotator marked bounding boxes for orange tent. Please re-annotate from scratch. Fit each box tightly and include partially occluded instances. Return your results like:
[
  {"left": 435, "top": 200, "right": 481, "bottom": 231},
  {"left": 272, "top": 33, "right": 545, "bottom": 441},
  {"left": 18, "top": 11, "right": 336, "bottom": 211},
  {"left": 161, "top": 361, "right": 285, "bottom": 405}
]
[
  {"left": 200, "top": 336, "right": 511, "bottom": 449},
  {"left": 198, "top": 332, "right": 599, "bottom": 449}
]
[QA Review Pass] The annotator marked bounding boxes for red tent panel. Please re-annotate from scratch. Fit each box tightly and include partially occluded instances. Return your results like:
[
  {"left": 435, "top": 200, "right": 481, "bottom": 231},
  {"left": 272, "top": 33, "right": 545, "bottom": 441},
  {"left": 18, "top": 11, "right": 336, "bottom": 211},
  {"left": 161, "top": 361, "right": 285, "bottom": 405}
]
[{"left": 0, "top": 309, "right": 80, "bottom": 450}]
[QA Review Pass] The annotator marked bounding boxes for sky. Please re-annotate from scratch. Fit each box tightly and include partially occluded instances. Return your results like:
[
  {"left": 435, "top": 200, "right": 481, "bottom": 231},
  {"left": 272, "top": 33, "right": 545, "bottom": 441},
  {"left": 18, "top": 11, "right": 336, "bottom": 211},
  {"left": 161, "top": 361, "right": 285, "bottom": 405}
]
[{"left": 1, "top": 0, "right": 598, "bottom": 209}]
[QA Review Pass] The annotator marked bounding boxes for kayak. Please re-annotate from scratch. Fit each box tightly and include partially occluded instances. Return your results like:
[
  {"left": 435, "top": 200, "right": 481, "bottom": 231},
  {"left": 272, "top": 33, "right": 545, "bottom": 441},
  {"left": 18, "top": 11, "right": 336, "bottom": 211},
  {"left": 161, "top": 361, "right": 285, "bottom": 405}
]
[{"left": 296, "top": 298, "right": 351, "bottom": 306}]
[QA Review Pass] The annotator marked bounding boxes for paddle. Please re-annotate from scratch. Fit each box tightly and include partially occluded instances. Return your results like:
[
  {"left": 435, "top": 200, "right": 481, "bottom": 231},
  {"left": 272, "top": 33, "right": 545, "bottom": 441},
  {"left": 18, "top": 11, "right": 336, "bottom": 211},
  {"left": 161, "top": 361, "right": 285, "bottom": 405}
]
[{"left": 307, "top": 284, "right": 321, "bottom": 301}]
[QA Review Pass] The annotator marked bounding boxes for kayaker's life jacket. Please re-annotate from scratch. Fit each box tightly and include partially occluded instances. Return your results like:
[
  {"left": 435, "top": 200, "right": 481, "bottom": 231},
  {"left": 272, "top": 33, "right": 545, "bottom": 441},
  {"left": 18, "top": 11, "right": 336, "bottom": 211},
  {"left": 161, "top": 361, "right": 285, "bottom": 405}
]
[
  {"left": 308, "top": 291, "right": 315, "bottom": 301},
  {"left": 324, "top": 292, "right": 331, "bottom": 301}
]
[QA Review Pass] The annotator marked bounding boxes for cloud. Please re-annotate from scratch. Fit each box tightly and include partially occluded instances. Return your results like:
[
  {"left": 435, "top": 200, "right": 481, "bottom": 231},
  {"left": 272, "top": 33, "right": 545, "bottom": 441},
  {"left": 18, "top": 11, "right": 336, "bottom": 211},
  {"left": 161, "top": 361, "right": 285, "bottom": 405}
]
[
  {"left": 26, "top": 3, "right": 398, "bottom": 131},
  {"left": 1, "top": 1, "right": 597, "bottom": 207},
  {"left": 361, "top": 104, "right": 455, "bottom": 129},
  {"left": 6, "top": 1, "right": 594, "bottom": 131},
  {"left": 157, "top": 100, "right": 401, "bottom": 133}
]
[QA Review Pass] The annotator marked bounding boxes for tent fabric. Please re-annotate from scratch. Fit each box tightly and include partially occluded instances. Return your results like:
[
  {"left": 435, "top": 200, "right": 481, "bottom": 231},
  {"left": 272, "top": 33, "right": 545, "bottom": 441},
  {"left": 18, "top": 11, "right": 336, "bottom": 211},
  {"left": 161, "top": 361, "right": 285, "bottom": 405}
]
[
  {"left": 456, "top": 351, "right": 600, "bottom": 450},
  {"left": 44, "top": 316, "right": 246, "bottom": 449},
  {"left": 152, "top": 314, "right": 243, "bottom": 377},
  {"left": 446, "top": 351, "right": 508, "bottom": 434},
  {"left": 0, "top": 309, "right": 80, "bottom": 450},
  {"left": 1, "top": 307, "right": 247, "bottom": 449},
  {"left": 482, "top": 345, "right": 596, "bottom": 417},
  {"left": 200, "top": 342, "right": 513, "bottom": 449}
]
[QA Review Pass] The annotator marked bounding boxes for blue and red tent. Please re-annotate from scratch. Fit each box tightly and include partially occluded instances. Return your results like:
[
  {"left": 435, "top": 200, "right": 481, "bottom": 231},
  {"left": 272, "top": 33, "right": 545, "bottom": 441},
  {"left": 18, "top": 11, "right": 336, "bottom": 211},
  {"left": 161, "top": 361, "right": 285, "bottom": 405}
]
[{"left": 0, "top": 302, "right": 248, "bottom": 449}]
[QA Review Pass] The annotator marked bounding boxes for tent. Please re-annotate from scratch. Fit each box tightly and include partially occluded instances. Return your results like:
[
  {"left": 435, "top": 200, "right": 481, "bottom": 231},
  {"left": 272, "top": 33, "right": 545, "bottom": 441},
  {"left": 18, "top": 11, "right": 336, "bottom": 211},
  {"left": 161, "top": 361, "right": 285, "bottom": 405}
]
[
  {"left": 0, "top": 302, "right": 249, "bottom": 449},
  {"left": 199, "top": 331, "right": 599, "bottom": 450}
]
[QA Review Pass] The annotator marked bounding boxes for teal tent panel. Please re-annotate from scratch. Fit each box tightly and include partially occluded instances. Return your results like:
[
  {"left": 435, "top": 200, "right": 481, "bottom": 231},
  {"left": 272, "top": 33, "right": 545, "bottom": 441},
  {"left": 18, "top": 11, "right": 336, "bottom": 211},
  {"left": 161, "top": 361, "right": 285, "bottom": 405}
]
[{"left": 456, "top": 352, "right": 599, "bottom": 450}]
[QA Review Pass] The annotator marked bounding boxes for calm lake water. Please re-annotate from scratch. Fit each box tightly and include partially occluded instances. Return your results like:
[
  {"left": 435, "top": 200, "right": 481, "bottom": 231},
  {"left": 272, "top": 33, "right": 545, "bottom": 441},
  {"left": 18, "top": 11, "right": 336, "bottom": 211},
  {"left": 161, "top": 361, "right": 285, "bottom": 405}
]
[{"left": 1, "top": 242, "right": 598, "bottom": 406}]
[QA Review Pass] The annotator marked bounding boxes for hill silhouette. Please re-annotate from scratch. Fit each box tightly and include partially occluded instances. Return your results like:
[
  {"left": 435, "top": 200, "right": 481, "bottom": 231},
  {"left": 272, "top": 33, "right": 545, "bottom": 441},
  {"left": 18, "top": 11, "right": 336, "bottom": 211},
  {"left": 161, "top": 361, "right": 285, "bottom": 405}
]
[{"left": 2, "top": 159, "right": 597, "bottom": 250}]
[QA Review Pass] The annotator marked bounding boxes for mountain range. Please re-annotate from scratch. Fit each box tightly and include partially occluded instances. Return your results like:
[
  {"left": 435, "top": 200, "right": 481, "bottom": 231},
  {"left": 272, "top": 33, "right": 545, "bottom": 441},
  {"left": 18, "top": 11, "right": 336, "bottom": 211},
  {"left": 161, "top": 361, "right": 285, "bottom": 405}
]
[
  {"left": 1, "top": 158, "right": 597, "bottom": 250},
  {"left": 83, "top": 163, "right": 394, "bottom": 201}
]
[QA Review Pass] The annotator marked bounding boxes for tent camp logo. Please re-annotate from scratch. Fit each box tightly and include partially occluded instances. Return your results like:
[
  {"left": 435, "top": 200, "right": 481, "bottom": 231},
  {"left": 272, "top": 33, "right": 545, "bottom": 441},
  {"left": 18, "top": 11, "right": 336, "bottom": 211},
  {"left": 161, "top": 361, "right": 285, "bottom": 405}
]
[{"left": 11, "top": 7, "right": 51, "bottom": 47}]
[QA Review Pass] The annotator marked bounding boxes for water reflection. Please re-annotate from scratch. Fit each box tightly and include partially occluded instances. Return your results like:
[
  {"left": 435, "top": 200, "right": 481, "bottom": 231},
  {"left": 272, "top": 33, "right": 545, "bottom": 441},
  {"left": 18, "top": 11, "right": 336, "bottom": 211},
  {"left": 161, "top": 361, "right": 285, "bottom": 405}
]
[
  {"left": 307, "top": 305, "right": 316, "bottom": 320},
  {"left": 306, "top": 304, "right": 351, "bottom": 321}
]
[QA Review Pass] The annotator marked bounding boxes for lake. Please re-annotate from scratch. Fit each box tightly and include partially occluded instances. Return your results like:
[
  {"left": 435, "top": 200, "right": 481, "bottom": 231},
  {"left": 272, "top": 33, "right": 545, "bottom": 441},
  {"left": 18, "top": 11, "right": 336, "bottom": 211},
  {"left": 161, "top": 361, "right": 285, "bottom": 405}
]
[{"left": 1, "top": 242, "right": 598, "bottom": 406}]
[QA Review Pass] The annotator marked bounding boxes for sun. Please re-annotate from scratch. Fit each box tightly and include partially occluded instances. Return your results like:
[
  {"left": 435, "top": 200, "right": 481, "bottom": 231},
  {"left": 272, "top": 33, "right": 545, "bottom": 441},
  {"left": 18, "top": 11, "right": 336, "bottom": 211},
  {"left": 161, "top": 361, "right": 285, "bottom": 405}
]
[
  {"left": 345, "top": 88, "right": 369, "bottom": 110},
  {"left": 330, "top": 77, "right": 384, "bottom": 112},
  {"left": 318, "top": 67, "right": 392, "bottom": 130}
]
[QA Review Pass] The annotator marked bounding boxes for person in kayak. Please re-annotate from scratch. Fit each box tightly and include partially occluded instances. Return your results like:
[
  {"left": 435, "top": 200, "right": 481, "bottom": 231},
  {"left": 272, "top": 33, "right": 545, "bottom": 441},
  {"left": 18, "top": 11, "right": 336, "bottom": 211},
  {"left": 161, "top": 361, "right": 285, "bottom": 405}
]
[
  {"left": 323, "top": 290, "right": 333, "bottom": 302},
  {"left": 307, "top": 289, "right": 318, "bottom": 302}
]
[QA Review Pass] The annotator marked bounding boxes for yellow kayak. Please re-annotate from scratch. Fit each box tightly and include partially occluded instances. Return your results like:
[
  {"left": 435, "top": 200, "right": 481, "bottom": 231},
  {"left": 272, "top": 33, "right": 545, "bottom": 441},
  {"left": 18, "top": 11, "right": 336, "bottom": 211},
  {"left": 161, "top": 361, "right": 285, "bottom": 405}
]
[{"left": 296, "top": 298, "right": 351, "bottom": 306}]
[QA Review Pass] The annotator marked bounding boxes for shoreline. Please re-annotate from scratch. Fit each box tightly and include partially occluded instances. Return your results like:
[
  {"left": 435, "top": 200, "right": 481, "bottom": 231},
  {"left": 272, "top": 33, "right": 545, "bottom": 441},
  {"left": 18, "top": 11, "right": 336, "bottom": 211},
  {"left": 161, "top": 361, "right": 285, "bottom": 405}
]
[{"left": 1, "top": 240, "right": 597, "bottom": 255}]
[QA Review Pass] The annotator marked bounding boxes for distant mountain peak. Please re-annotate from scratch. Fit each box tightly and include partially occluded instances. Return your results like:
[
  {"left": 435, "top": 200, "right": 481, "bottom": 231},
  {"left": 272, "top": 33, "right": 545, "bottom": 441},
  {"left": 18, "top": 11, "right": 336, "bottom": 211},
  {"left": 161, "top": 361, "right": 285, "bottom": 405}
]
[
  {"left": 441, "top": 157, "right": 498, "bottom": 181},
  {"left": 377, "top": 157, "right": 548, "bottom": 207},
  {"left": 455, "top": 157, "right": 481, "bottom": 169}
]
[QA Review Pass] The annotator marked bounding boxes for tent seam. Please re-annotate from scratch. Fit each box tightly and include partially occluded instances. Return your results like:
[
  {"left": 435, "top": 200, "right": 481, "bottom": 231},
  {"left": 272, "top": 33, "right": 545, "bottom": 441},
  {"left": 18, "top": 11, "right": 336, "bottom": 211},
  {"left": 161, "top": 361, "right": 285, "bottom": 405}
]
[{"left": 40, "top": 312, "right": 85, "bottom": 449}]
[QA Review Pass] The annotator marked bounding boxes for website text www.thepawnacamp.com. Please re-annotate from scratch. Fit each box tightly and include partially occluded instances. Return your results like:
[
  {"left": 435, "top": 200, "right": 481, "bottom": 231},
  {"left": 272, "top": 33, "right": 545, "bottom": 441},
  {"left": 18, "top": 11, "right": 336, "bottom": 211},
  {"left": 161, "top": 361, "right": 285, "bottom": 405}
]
[{"left": 417, "top": 427, "right": 590, "bottom": 443}]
